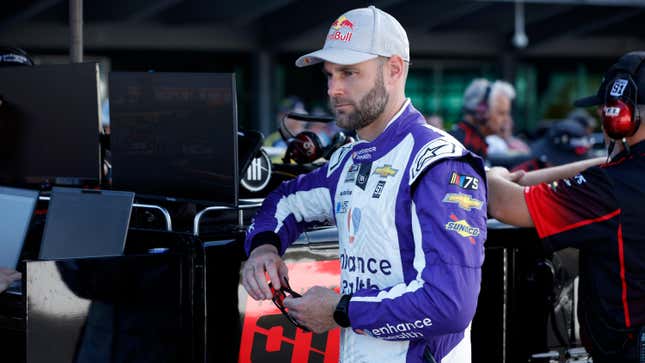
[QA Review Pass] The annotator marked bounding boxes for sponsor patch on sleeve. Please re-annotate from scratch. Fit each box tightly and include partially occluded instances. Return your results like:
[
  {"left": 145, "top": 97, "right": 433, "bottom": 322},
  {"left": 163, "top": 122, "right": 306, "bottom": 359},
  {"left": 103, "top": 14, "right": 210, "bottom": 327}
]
[
  {"left": 442, "top": 192, "right": 483, "bottom": 211},
  {"left": 409, "top": 137, "right": 464, "bottom": 185},
  {"left": 445, "top": 214, "right": 480, "bottom": 244},
  {"left": 449, "top": 171, "right": 479, "bottom": 190}
]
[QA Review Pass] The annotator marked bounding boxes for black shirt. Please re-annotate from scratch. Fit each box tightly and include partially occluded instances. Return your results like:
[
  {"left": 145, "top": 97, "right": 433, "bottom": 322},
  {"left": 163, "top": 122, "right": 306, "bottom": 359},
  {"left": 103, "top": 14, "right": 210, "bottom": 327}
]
[{"left": 525, "top": 140, "right": 645, "bottom": 360}]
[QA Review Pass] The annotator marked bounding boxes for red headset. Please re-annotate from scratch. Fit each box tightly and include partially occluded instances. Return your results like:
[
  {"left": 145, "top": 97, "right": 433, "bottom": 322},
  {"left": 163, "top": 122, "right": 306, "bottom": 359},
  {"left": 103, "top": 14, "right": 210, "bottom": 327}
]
[
  {"left": 601, "top": 59, "right": 644, "bottom": 140},
  {"left": 279, "top": 112, "right": 352, "bottom": 164}
]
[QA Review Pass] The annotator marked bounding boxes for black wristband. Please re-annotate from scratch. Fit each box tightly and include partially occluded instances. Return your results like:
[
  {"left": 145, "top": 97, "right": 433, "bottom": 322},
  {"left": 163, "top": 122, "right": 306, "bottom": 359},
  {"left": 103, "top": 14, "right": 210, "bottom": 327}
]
[
  {"left": 333, "top": 294, "right": 352, "bottom": 328},
  {"left": 249, "top": 231, "right": 281, "bottom": 254}
]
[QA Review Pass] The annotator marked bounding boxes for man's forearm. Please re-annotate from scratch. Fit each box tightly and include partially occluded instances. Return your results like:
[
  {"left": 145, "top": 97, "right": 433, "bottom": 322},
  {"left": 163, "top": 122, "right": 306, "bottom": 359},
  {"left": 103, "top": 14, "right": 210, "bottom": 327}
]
[
  {"left": 487, "top": 168, "right": 534, "bottom": 227},
  {"left": 517, "top": 157, "right": 605, "bottom": 186}
]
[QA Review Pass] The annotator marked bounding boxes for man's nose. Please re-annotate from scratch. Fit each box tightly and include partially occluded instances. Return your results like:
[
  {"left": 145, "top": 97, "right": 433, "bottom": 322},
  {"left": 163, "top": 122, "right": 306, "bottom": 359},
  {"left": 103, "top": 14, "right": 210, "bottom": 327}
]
[{"left": 328, "top": 78, "right": 344, "bottom": 98}]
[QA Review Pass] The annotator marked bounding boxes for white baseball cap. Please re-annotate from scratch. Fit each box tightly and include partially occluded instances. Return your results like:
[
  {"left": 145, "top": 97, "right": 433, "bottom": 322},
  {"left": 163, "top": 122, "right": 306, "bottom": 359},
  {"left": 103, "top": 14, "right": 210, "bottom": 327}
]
[{"left": 295, "top": 6, "right": 410, "bottom": 67}]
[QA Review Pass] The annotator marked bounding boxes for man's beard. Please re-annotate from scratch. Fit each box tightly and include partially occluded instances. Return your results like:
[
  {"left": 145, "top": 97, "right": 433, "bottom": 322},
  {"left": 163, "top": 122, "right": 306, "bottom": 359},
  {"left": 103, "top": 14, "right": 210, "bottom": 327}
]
[{"left": 330, "top": 66, "right": 389, "bottom": 131}]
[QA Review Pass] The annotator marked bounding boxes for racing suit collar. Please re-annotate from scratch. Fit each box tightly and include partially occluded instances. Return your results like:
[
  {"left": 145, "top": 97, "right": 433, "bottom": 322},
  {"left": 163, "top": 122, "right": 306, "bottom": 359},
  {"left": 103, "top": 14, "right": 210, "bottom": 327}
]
[
  {"left": 383, "top": 98, "right": 411, "bottom": 133},
  {"left": 355, "top": 98, "right": 412, "bottom": 142},
  {"left": 349, "top": 99, "right": 421, "bottom": 164}
]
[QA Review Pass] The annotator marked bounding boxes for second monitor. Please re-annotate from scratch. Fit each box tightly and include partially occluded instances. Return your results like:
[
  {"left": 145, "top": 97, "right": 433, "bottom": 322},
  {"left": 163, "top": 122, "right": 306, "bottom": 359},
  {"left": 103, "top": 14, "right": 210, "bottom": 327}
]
[{"left": 109, "top": 72, "right": 239, "bottom": 206}]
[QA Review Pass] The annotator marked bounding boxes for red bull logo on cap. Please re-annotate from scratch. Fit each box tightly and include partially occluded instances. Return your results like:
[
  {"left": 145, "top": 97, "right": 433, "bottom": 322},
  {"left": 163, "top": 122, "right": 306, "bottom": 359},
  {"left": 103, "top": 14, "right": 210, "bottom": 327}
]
[
  {"left": 329, "top": 15, "right": 354, "bottom": 42},
  {"left": 331, "top": 15, "right": 354, "bottom": 30}
]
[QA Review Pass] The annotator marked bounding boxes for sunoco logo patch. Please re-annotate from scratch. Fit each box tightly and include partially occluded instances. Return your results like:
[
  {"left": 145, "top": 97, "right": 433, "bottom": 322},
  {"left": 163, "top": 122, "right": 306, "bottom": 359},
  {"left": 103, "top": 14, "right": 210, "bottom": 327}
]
[{"left": 445, "top": 214, "right": 479, "bottom": 244}]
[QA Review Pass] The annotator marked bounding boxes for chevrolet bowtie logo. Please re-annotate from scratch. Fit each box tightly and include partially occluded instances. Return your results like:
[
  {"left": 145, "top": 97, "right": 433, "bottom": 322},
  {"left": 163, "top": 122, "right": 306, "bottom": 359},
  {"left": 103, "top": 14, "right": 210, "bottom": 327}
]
[
  {"left": 442, "top": 193, "right": 483, "bottom": 211},
  {"left": 373, "top": 164, "right": 398, "bottom": 178}
]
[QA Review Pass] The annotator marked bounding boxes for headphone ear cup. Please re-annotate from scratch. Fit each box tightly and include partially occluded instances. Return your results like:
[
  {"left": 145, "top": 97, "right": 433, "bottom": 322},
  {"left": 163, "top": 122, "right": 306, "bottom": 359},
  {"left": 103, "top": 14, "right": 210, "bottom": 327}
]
[
  {"left": 602, "top": 99, "right": 639, "bottom": 139},
  {"left": 283, "top": 130, "right": 323, "bottom": 164}
]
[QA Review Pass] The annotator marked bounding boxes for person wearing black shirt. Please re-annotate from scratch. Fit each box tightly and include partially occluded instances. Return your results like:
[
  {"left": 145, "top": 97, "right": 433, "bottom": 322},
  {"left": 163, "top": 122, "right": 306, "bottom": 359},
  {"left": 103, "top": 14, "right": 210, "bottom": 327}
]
[{"left": 488, "top": 51, "right": 645, "bottom": 363}]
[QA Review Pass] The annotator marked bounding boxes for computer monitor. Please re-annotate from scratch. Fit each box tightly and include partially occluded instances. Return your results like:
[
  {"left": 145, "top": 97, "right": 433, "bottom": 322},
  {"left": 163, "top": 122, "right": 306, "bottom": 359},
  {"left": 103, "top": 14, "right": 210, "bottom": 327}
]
[
  {"left": 109, "top": 72, "right": 239, "bottom": 206},
  {"left": 0, "top": 63, "right": 102, "bottom": 187},
  {"left": 39, "top": 187, "right": 134, "bottom": 260},
  {"left": 0, "top": 186, "right": 38, "bottom": 268}
]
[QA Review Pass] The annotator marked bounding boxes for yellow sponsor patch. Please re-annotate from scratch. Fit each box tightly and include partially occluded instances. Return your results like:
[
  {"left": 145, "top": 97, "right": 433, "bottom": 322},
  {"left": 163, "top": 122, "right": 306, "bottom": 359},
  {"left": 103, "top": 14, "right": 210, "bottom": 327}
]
[
  {"left": 373, "top": 164, "right": 398, "bottom": 178},
  {"left": 442, "top": 193, "right": 483, "bottom": 211},
  {"left": 445, "top": 214, "right": 479, "bottom": 244}
]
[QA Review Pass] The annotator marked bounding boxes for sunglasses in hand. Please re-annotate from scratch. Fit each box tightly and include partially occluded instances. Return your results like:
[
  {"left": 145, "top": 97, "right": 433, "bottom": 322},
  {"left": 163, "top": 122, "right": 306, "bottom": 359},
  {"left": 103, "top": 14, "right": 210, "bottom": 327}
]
[{"left": 269, "top": 278, "right": 310, "bottom": 332}]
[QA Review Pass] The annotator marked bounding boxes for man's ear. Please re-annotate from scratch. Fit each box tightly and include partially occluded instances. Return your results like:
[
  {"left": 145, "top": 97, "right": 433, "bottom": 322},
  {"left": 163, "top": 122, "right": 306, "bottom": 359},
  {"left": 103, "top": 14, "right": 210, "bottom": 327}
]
[{"left": 386, "top": 56, "right": 405, "bottom": 84}]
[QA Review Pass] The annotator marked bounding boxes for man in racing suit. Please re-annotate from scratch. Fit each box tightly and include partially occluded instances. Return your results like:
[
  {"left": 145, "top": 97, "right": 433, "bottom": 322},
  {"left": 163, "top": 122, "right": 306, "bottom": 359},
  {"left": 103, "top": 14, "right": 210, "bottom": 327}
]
[
  {"left": 487, "top": 51, "right": 645, "bottom": 362},
  {"left": 242, "top": 6, "right": 487, "bottom": 363}
]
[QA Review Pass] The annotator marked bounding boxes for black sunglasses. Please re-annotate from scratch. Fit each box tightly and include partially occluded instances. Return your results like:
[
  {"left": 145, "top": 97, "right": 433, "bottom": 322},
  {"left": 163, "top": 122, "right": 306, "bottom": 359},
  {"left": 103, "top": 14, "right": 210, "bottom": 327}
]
[{"left": 269, "top": 278, "right": 310, "bottom": 332}]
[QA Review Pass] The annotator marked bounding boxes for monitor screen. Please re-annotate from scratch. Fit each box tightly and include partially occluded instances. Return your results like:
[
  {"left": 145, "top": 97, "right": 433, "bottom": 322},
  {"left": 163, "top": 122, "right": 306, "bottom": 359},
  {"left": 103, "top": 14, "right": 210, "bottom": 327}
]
[
  {"left": 0, "top": 186, "right": 38, "bottom": 268},
  {"left": 0, "top": 63, "right": 102, "bottom": 187},
  {"left": 109, "top": 72, "right": 238, "bottom": 206},
  {"left": 39, "top": 187, "right": 134, "bottom": 260}
]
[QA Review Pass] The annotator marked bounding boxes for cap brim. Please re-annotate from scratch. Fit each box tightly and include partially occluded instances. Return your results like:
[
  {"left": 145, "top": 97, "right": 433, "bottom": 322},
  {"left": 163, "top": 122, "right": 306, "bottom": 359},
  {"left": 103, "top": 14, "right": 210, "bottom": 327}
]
[
  {"left": 573, "top": 94, "right": 602, "bottom": 107},
  {"left": 295, "top": 47, "right": 378, "bottom": 67}
]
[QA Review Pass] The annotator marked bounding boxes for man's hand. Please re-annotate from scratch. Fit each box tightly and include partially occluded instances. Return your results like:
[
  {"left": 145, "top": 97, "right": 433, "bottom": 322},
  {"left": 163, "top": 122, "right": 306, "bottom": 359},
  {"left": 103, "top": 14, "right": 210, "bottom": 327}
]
[
  {"left": 0, "top": 267, "right": 21, "bottom": 293},
  {"left": 486, "top": 166, "right": 534, "bottom": 227},
  {"left": 488, "top": 166, "right": 524, "bottom": 183},
  {"left": 242, "top": 244, "right": 288, "bottom": 300},
  {"left": 283, "top": 286, "right": 340, "bottom": 334}
]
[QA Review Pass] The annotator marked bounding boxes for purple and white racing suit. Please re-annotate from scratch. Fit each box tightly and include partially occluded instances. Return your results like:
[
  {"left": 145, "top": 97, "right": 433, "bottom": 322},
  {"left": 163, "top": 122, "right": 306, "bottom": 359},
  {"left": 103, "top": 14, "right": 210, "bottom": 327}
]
[{"left": 246, "top": 100, "right": 487, "bottom": 363}]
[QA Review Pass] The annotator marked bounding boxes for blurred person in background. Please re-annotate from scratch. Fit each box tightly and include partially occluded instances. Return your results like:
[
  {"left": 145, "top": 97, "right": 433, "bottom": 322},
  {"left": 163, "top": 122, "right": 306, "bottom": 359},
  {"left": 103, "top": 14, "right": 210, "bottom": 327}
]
[
  {"left": 511, "top": 119, "right": 596, "bottom": 172},
  {"left": 529, "top": 119, "right": 594, "bottom": 166},
  {"left": 567, "top": 108, "right": 609, "bottom": 158},
  {"left": 450, "top": 79, "right": 515, "bottom": 160},
  {"left": 568, "top": 108, "right": 598, "bottom": 135},
  {"left": 486, "top": 117, "right": 530, "bottom": 156}
]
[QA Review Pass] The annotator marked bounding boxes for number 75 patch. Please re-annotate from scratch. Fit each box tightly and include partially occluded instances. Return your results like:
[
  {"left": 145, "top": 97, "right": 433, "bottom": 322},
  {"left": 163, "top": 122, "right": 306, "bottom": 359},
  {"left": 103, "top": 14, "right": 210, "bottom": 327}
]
[{"left": 449, "top": 172, "right": 479, "bottom": 190}]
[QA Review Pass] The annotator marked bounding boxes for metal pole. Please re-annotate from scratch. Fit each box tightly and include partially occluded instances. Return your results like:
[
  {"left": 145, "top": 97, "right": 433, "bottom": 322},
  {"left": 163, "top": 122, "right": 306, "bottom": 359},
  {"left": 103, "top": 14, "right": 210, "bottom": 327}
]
[
  {"left": 69, "top": 0, "right": 83, "bottom": 63},
  {"left": 253, "top": 51, "right": 273, "bottom": 136}
]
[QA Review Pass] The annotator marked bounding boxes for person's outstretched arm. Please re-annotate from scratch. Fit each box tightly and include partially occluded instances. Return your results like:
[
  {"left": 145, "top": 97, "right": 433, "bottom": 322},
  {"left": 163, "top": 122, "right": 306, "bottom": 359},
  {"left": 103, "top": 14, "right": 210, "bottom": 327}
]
[
  {"left": 487, "top": 166, "right": 534, "bottom": 227},
  {"left": 515, "top": 157, "right": 605, "bottom": 186}
]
